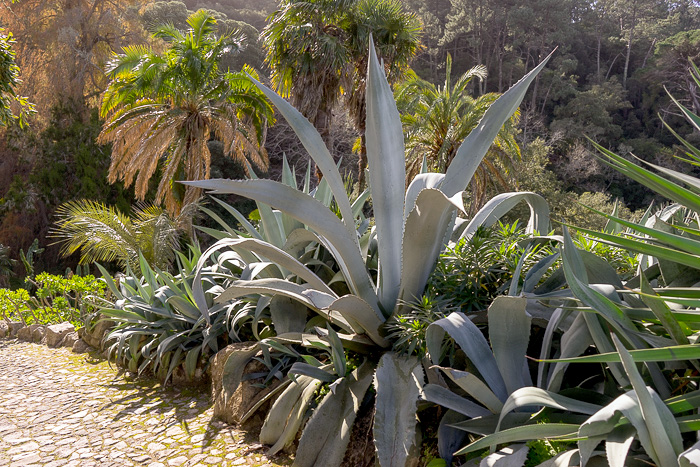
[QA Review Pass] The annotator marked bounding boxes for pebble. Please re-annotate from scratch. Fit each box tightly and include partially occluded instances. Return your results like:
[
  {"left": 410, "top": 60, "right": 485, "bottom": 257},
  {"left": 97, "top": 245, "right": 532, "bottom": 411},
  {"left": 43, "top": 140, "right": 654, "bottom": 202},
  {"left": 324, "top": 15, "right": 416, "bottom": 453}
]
[{"left": 0, "top": 341, "right": 291, "bottom": 466}]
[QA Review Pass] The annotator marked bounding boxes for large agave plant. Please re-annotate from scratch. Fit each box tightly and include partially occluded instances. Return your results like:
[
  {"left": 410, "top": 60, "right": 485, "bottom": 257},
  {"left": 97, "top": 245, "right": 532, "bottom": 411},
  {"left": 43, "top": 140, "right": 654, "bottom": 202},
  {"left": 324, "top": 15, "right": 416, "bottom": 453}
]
[{"left": 186, "top": 40, "right": 552, "bottom": 466}]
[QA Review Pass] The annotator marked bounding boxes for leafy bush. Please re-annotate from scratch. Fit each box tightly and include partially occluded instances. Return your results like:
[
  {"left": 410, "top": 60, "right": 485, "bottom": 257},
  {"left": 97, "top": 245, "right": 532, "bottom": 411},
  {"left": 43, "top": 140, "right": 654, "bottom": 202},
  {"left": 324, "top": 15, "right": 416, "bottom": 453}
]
[{"left": 0, "top": 272, "right": 105, "bottom": 328}]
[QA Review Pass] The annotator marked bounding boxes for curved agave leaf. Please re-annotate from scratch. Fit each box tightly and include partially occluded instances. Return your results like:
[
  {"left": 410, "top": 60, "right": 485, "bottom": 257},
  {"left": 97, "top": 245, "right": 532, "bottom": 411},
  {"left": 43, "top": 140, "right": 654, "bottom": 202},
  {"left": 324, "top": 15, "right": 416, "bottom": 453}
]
[
  {"left": 366, "top": 39, "right": 406, "bottom": 313},
  {"left": 438, "top": 410, "right": 468, "bottom": 465},
  {"left": 454, "top": 423, "right": 579, "bottom": 456},
  {"left": 459, "top": 192, "right": 550, "bottom": 240},
  {"left": 488, "top": 296, "right": 532, "bottom": 394},
  {"left": 422, "top": 383, "right": 491, "bottom": 418},
  {"left": 260, "top": 375, "right": 323, "bottom": 455},
  {"left": 612, "top": 334, "right": 683, "bottom": 465},
  {"left": 246, "top": 76, "right": 355, "bottom": 229},
  {"left": 326, "top": 295, "right": 388, "bottom": 347},
  {"left": 496, "top": 387, "right": 601, "bottom": 432},
  {"left": 479, "top": 444, "right": 529, "bottom": 467},
  {"left": 293, "top": 361, "right": 375, "bottom": 467},
  {"left": 404, "top": 173, "right": 445, "bottom": 222},
  {"left": 435, "top": 366, "right": 504, "bottom": 414},
  {"left": 270, "top": 295, "right": 308, "bottom": 334},
  {"left": 399, "top": 188, "right": 466, "bottom": 305},
  {"left": 373, "top": 353, "right": 423, "bottom": 467},
  {"left": 679, "top": 440, "right": 700, "bottom": 467},
  {"left": 546, "top": 311, "right": 594, "bottom": 393},
  {"left": 186, "top": 178, "right": 377, "bottom": 310},
  {"left": 442, "top": 51, "right": 554, "bottom": 197},
  {"left": 605, "top": 424, "right": 637, "bottom": 467},
  {"left": 427, "top": 312, "right": 508, "bottom": 401}
]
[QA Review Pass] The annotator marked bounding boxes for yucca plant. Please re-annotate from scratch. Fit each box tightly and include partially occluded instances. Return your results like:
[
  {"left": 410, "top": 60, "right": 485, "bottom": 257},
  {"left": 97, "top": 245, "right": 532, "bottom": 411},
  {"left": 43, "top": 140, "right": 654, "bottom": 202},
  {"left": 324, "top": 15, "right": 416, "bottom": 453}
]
[{"left": 186, "top": 40, "right": 552, "bottom": 466}]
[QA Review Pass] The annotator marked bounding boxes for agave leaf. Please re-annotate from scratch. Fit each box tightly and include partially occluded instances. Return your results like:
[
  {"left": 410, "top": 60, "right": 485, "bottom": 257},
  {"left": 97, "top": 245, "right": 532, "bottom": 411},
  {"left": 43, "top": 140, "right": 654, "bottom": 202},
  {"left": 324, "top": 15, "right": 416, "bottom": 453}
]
[
  {"left": 422, "top": 383, "right": 492, "bottom": 418},
  {"left": 496, "top": 387, "right": 600, "bottom": 432},
  {"left": 438, "top": 410, "right": 468, "bottom": 465},
  {"left": 679, "top": 440, "right": 700, "bottom": 467},
  {"left": 534, "top": 449, "right": 582, "bottom": 467},
  {"left": 263, "top": 375, "right": 323, "bottom": 455},
  {"left": 246, "top": 77, "right": 354, "bottom": 229},
  {"left": 605, "top": 424, "right": 636, "bottom": 467},
  {"left": 399, "top": 189, "right": 465, "bottom": 306},
  {"left": 326, "top": 294, "right": 388, "bottom": 347},
  {"left": 460, "top": 192, "right": 550, "bottom": 240},
  {"left": 270, "top": 295, "right": 308, "bottom": 334},
  {"left": 366, "top": 39, "right": 406, "bottom": 313},
  {"left": 404, "top": 173, "right": 445, "bottom": 221},
  {"left": 435, "top": 366, "right": 504, "bottom": 414},
  {"left": 539, "top": 344, "right": 700, "bottom": 363},
  {"left": 488, "top": 296, "right": 531, "bottom": 394},
  {"left": 427, "top": 312, "right": 508, "bottom": 401},
  {"left": 454, "top": 423, "right": 579, "bottom": 456},
  {"left": 639, "top": 272, "right": 690, "bottom": 347},
  {"left": 210, "top": 197, "right": 263, "bottom": 239},
  {"left": 442, "top": 51, "right": 553, "bottom": 197},
  {"left": 293, "top": 361, "right": 375, "bottom": 467},
  {"left": 373, "top": 353, "right": 423, "bottom": 467},
  {"left": 186, "top": 178, "right": 376, "bottom": 309},
  {"left": 612, "top": 334, "right": 683, "bottom": 465},
  {"left": 546, "top": 311, "right": 594, "bottom": 393},
  {"left": 288, "top": 362, "right": 336, "bottom": 383},
  {"left": 479, "top": 444, "right": 529, "bottom": 467},
  {"left": 165, "top": 296, "right": 200, "bottom": 321}
]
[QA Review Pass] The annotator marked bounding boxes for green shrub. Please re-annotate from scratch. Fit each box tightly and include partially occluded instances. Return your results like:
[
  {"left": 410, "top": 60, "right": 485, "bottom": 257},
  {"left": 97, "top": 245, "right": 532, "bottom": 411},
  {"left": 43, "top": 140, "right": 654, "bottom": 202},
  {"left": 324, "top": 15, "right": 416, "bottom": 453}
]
[{"left": 0, "top": 272, "right": 105, "bottom": 328}]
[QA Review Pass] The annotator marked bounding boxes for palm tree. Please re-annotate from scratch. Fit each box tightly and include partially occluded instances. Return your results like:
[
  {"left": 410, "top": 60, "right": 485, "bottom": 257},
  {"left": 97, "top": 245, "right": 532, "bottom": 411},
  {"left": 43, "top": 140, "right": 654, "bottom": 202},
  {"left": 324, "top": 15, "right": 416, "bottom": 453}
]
[
  {"left": 396, "top": 55, "right": 521, "bottom": 212},
  {"left": 98, "top": 10, "right": 274, "bottom": 216},
  {"left": 261, "top": 0, "right": 420, "bottom": 183},
  {"left": 50, "top": 200, "right": 184, "bottom": 272}
]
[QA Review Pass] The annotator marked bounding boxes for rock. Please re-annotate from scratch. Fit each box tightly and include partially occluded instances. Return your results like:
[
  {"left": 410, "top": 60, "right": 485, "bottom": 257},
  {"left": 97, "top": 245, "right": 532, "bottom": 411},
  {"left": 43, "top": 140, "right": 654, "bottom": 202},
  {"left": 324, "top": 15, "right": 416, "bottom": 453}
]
[
  {"left": 210, "top": 342, "right": 280, "bottom": 428},
  {"left": 72, "top": 338, "right": 91, "bottom": 354},
  {"left": 16, "top": 325, "right": 32, "bottom": 342},
  {"left": 60, "top": 331, "right": 79, "bottom": 348},
  {"left": 82, "top": 317, "right": 115, "bottom": 350},
  {"left": 30, "top": 324, "right": 46, "bottom": 343},
  {"left": 45, "top": 322, "right": 75, "bottom": 348},
  {"left": 0, "top": 321, "right": 8, "bottom": 338},
  {"left": 8, "top": 322, "right": 23, "bottom": 337},
  {"left": 171, "top": 365, "right": 208, "bottom": 387}
]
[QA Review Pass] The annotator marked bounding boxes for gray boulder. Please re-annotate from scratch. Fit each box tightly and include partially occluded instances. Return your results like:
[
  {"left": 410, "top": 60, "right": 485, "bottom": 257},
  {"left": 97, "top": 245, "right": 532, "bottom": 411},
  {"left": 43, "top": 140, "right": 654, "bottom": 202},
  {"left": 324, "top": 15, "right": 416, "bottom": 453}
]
[
  {"left": 45, "top": 322, "right": 75, "bottom": 348},
  {"left": 30, "top": 324, "right": 46, "bottom": 343},
  {"left": 60, "top": 331, "right": 79, "bottom": 348},
  {"left": 210, "top": 342, "right": 281, "bottom": 429},
  {"left": 8, "top": 322, "right": 23, "bottom": 337},
  {"left": 81, "top": 317, "right": 114, "bottom": 350},
  {"left": 72, "top": 338, "right": 91, "bottom": 354},
  {"left": 16, "top": 325, "right": 31, "bottom": 341}
]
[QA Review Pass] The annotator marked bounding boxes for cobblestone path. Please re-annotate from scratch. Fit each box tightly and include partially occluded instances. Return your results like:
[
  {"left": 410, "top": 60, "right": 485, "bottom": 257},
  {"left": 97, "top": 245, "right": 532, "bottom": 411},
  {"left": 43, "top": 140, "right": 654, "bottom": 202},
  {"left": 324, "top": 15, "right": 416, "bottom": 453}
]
[{"left": 0, "top": 340, "right": 292, "bottom": 467}]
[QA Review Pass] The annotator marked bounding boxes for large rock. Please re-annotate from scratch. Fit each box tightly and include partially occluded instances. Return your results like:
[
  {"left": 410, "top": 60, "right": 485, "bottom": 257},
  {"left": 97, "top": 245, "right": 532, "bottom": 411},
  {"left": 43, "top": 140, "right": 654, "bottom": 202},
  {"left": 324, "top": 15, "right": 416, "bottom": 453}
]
[
  {"left": 8, "top": 322, "right": 23, "bottom": 337},
  {"left": 60, "top": 331, "right": 79, "bottom": 348},
  {"left": 210, "top": 342, "right": 281, "bottom": 429},
  {"left": 81, "top": 317, "right": 115, "bottom": 350},
  {"left": 0, "top": 321, "right": 8, "bottom": 338},
  {"left": 72, "top": 338, "right": 91, "bottom": 354},
  {"left": 31, "top": 325, "right": 46, "bottom": 343},
  {"left": 16, "top": 325, "right": 32, "bottom": 341},
  {"left": 45, "top": 322, "right": 75, "bottom": 348}
]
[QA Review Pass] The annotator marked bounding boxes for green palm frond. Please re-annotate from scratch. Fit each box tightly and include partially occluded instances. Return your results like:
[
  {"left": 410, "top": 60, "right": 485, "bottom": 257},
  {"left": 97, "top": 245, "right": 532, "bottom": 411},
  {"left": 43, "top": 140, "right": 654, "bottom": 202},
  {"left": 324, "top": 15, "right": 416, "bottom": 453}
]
[{"left": 51, "top": 200, "right": 182, "bottom": 272}]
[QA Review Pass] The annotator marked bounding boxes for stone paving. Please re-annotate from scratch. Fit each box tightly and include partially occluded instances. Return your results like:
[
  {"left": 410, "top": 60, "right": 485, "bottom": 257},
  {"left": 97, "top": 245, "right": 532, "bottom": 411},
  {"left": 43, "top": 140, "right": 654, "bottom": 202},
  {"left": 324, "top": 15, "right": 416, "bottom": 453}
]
[{"left": 0, "top": 340, "right": 292, "bottom": 467}]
